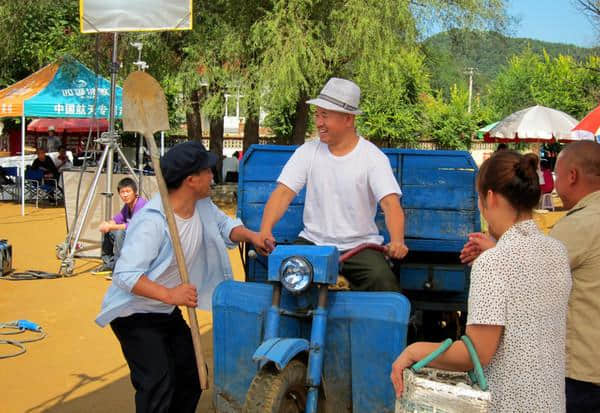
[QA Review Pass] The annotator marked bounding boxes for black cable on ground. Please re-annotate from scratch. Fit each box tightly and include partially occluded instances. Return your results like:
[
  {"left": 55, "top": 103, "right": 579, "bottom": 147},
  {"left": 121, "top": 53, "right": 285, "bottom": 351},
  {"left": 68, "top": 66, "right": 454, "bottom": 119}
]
[{"left": 0, "top": 270, "right": 62, "bottom": 280}]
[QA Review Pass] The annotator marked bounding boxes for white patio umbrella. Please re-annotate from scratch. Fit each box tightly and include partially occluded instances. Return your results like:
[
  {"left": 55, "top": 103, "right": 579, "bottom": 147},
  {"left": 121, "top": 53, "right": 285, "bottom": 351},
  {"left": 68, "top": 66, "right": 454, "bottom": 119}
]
[
  {"left": 565, "top": 129, "right": 596, "bottom": 142},
  {"left": 485, "top": 105, "right": 579, "bottom": 142}
]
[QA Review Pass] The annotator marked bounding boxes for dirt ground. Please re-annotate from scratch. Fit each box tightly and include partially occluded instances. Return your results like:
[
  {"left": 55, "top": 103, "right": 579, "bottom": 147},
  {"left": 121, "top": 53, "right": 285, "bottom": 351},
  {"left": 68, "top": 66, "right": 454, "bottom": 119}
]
[
  {"left": 0, "top": 202, "right": 243, "bottom": 413},
  {"left": 0, "top": 202, "right": 566, "bottom": 413}
]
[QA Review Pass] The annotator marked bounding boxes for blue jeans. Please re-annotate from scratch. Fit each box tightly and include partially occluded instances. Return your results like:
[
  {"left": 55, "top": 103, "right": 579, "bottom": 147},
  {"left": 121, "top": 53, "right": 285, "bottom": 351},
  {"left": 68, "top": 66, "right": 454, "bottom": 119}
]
[{"left": 101, "top": 230, "right": 126, "bottom": 270}]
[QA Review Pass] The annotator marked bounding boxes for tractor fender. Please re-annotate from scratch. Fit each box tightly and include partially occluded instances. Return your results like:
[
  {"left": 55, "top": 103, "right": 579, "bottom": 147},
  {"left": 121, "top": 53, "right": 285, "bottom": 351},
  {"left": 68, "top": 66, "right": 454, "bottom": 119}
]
[{"left": 252, "top": 338, "right": 309, "bottom": 371}]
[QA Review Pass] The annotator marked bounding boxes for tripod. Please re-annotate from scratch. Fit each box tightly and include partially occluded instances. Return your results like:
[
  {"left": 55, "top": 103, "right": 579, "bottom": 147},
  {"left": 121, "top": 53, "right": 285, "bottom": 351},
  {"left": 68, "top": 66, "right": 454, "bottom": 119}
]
[{"left": 56, "top": 33, "right": 142, "bottom": 275}]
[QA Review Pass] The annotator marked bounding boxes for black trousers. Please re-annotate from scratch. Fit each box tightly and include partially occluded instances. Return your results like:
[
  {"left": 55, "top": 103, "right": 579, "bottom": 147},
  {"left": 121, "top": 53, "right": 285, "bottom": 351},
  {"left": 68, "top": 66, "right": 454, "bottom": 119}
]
[
  {"left": 566, "top": 377, "right": 600, "bottom": 413},
  {"left": 295, "top": 238, "right": 400, "bottom": 292},
  {"left": 110, "top": 308, "right": 201, "bottom": 413}
]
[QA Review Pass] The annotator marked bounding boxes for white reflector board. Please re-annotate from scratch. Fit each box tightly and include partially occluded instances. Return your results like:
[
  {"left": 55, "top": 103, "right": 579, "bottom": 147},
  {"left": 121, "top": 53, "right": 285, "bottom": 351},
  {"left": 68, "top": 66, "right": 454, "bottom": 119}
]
[{"left": 80, "top": 0, "right": 192, "bottom": 33}]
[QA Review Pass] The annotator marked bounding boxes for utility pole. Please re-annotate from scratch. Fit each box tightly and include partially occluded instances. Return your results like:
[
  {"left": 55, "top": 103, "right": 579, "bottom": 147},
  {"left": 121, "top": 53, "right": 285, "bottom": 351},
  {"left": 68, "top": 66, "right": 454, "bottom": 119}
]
[{"left": 465, "top": 67, "right": 475, "bottom": 113}]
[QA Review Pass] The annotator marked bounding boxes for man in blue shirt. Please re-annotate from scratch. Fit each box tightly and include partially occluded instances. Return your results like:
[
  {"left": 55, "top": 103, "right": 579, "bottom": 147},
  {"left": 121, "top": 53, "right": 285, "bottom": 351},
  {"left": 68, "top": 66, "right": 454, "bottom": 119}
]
[{"left": 96, "top": 141, "right": 261, "bottom": 413}]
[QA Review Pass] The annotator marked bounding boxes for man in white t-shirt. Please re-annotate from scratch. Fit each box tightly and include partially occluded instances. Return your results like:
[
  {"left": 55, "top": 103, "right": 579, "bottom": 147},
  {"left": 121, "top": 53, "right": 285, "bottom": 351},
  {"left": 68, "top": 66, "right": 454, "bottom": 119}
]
[{"left": 256, "top": 78, "right": 408, "bottom": 291}]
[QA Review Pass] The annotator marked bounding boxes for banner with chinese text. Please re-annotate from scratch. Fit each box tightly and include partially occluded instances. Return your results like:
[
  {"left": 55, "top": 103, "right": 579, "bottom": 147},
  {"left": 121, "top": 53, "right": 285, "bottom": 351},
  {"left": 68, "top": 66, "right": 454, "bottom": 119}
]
[{"left": 23, "top": 59, "right": 122, "bottom": 119}]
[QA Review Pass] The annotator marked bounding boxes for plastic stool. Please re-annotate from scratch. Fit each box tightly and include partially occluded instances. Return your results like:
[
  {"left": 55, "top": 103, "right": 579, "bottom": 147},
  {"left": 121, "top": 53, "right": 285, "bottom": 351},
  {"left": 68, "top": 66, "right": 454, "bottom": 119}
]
[{"left": 540, "top": 193, "right": 554, "bottom": 211}]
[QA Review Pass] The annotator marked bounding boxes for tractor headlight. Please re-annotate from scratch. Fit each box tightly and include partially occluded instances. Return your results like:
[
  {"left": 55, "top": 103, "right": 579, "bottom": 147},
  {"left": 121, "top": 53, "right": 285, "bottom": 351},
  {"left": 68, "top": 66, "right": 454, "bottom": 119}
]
[{"left": 279, "top": 256, "right": 313, "bottom": 294}]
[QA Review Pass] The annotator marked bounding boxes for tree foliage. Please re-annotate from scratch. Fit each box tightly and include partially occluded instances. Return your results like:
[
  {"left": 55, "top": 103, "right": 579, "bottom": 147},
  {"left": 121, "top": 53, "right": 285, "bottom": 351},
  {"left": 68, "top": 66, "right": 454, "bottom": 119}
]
[
  {"left": 2, "top": 0, "right": 597, "bottom": 153},
  {"left": 251, "top": 0, "right": 506, "bottom": 144},
  {"left": 0, "top": 0, "right": 96, "bottom": 86},
  {"left": 422, "top": 86, "right": 493, "bottom": 149},
  {"left": 487, "top": 49, "right": 600, "bottom": 119},
  {"left": 423, "top": 28, "right": 598, "bottom": 97}
]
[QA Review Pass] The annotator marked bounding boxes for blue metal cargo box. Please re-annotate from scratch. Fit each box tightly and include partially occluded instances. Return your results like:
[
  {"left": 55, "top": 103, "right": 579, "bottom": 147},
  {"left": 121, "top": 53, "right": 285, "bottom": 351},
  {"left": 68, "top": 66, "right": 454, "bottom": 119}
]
[
  {"left": 237, "top": 144, "right": 480, "bottom": 254},
  {"left": 213, "top": 281, "right": 410, "bottom": 413}
]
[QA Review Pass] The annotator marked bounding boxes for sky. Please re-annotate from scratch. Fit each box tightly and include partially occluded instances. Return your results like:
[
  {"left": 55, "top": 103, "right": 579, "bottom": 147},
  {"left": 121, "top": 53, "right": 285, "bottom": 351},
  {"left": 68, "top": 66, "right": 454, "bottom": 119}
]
[{"left": 507, "top": 0, "right": 597, "bottom": 47}]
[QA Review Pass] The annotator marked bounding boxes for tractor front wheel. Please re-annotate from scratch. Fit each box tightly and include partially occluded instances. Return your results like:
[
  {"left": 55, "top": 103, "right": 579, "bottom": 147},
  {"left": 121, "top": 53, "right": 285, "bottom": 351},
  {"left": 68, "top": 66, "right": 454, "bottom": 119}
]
[{"left": 243, "top": 359, "right": 324, "bottom": 413}]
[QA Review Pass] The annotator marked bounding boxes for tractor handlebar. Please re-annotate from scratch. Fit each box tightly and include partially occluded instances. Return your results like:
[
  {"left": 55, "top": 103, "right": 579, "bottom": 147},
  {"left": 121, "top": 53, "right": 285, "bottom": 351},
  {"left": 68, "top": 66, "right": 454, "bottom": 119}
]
[
  {"left": 247, "top": 241, "right": 387, "bottom": 264},
  {"left": 339, "top": 243, "right": 386, "bottom": 263}
]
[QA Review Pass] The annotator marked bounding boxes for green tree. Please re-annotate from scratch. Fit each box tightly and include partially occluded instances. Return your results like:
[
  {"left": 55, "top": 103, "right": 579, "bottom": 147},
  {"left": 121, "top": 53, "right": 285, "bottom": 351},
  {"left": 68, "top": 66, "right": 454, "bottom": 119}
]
[
  {"left": 422, "top": 85, "right": 489, "bottom": 149},
  {"left": 356, "top": 49, "right": 428, "bottom": 147},
  {"left": 423, "top": 28, "right": 597, "bottom": 97},
  {"left": 0, "top": 0, "right": 187, "bottom": 128},
  {"left": 485, "top": 49, "right": 540, "bottom": 117},
  {"left": 487, "top": 49, "right": 600, "bottom": 119},
  {"left": 0, "top": 0, "right": 513, "bottom": 153},
  {"left": 0, "top": 0, "right": 98, "bottom": 87},
  {"left": 530, "top": 53, "right": 600, "bottom": 118},
  {"left": 252, "top": 0, "right": 507, "bottom": 144},
  {"left": 263, "top": 102, "right": 298, "bottom": 143},
  {"left": 169, "top": 0, "right": 274, "bottom": 176}
]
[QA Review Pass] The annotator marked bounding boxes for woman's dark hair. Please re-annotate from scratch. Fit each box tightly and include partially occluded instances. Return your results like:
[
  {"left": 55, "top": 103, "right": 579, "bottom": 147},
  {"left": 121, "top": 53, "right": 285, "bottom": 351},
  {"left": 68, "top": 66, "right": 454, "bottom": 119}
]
[
  {"left": 477, "top": 150, "right": 541, "bottom": 212},
  {"left": 117, "top": 177, "right": 138, "bottom": 193}
]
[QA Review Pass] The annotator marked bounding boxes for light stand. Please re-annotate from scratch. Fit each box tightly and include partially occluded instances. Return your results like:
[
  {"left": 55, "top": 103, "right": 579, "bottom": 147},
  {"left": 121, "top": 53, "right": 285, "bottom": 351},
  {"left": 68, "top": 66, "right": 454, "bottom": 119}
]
[
  {"left": 56, "top": 33, "right": 141, "bottom": 275},
  {"left": 131, "top": 41, "right": 149, "bottom": 195}
]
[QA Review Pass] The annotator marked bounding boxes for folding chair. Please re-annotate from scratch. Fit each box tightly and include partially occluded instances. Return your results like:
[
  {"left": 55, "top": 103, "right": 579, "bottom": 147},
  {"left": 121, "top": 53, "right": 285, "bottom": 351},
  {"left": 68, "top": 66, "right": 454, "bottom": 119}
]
[
  {"left": 24, "top": 168, "right": 62, "bottom": 207},
  {"left": 40, "top": 175, "right": 62, "bottom": 206},
  {"left": 24, "top": 168, "right": 42, "bottom": 208}
]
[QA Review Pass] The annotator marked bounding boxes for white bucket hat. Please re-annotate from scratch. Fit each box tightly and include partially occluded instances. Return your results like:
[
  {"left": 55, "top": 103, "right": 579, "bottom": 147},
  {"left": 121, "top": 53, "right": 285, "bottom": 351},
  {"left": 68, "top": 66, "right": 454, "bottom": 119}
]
[
  {"left": 306, "top": 77, "right": 362, "bottom": 115},
  {"left": 48, "top": 125, "right": 55, "bottom": 132}
]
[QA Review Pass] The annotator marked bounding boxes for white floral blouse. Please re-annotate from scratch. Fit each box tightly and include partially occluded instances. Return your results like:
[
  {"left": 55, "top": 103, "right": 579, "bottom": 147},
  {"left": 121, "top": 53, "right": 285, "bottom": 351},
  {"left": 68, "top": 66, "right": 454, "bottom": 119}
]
[{"left": 467, "top": 220, "right": 572, "bottom": 413}]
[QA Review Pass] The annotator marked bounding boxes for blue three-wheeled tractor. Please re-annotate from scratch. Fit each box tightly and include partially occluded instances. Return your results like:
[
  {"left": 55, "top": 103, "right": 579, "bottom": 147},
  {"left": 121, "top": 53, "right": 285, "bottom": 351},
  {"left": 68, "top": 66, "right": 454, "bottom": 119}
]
[{"left": 212, "top": 145, "right": 480, "bottom": 412}]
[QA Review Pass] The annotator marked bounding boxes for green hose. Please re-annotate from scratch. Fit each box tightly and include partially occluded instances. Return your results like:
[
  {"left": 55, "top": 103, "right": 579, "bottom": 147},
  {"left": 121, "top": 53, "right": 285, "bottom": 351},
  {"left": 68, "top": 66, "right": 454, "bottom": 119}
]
[
  {"left": 411, "top": 338, "right": 453, "bottom": 372},
  {"left": 410, "top": 336, "right": 489, "bottom": 392},
  {"left": 461, "top": 335, "right": 488, "bottom": 391}
]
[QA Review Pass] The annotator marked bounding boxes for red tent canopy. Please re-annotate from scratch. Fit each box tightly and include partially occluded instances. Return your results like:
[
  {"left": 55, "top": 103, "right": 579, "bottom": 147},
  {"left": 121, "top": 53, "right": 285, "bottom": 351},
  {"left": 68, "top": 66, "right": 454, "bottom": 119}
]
[{"left": 27, "top": 118, "right": 109, "bottom": 133}]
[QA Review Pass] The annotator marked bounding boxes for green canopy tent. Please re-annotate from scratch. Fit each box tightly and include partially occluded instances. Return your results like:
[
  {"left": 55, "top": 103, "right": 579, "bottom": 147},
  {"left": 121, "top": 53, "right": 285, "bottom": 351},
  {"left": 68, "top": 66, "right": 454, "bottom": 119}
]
[{"left": 476, "top": 121, "right": 499, "bottom": 140}]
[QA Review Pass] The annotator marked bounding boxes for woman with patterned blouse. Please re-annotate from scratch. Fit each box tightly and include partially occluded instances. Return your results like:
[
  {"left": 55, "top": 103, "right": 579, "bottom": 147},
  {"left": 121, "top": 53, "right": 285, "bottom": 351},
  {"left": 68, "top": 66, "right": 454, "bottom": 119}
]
[{"left": 390, "top": 151, "right": 572, "bottom": 412}]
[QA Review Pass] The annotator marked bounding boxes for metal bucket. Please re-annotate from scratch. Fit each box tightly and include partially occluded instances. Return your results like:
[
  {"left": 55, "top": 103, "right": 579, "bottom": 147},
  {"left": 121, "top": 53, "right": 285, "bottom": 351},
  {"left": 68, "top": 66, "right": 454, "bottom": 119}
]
[
  {"left": 396, "top": 367, "right": 490, "bottom": 413},
  {"left": 396, "top": 336, "right": 491, "bottom": 413}
]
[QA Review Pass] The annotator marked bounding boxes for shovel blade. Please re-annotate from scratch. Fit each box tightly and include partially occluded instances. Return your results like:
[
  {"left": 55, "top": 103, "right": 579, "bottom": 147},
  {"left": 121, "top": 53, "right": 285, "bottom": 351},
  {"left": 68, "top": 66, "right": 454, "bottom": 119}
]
[{"left": 122, "top": 71, "right": 169, "bottom": 136}]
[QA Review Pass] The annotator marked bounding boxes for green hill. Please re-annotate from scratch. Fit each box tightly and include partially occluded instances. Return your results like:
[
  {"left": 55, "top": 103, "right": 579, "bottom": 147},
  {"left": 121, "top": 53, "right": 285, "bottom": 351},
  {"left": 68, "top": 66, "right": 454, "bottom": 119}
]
[{"left": 423, "top": 29, "right": 599, "bottom": 96}]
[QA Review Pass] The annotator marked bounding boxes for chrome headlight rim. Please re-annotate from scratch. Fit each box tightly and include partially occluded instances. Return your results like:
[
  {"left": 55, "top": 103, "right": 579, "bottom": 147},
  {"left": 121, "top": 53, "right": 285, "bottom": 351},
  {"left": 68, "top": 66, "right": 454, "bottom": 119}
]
[{"left": 278, "top": 256, "right": 314, "bottom": 294}]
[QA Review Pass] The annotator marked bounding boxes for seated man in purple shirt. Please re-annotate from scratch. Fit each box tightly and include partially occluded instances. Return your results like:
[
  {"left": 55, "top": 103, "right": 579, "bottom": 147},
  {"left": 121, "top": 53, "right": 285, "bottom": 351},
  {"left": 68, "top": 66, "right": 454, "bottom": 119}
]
[{"left": 94, "top": 177, "right": 147, "bottom": 276}]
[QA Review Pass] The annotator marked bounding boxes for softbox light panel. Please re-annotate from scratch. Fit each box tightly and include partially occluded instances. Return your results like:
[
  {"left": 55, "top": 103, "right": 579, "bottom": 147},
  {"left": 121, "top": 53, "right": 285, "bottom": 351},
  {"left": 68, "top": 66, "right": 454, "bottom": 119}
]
[{"left": 80, "top": 0, "right": 192, "bottom": 33}]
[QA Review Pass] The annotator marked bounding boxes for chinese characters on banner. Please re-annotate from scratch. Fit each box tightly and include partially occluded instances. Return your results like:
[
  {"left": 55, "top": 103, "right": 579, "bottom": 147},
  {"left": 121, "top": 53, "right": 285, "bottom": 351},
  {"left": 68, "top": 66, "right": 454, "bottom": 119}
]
[{"left": 52, "top": 87, "right": 122, "bottom": 117}]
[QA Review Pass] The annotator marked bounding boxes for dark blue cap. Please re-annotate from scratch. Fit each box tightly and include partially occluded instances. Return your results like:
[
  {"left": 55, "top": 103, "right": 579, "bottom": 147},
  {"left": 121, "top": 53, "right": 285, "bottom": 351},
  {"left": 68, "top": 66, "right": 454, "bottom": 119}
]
[{"left": 160, "top": 141, "right": 217, "bottom": 186}]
